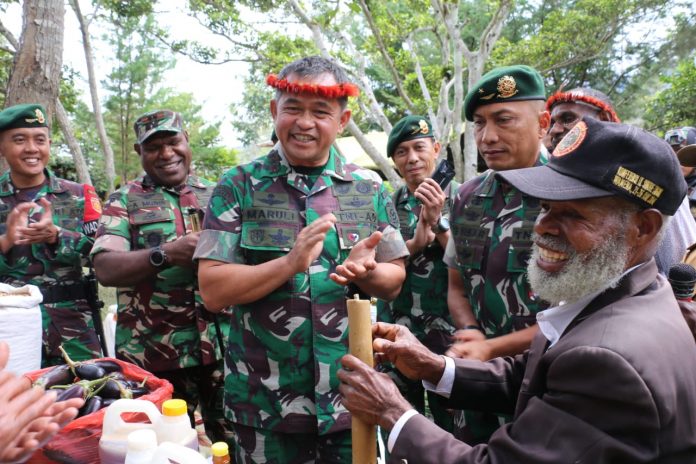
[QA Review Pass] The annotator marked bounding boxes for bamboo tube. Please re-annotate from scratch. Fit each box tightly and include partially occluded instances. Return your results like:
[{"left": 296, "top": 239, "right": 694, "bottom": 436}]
[{"left": 347, "top": 294, "right": 377, "bottom": 464}]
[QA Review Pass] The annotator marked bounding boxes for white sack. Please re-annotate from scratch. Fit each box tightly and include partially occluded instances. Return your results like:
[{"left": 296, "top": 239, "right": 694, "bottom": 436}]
[{"left": 0, "top": 283, "right": 43, "bottom": 375}]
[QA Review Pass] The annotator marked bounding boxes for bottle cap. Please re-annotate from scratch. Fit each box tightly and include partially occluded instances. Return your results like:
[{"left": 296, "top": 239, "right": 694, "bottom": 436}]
[
  {"left": 211, "top": 442, "right": 229, "bottom": 457},
  {"left": 127, "top": 429, "right": 157, "bottom": 452},
  {"left": 162, "top": 399, "right": 188, "bottom": 417}
]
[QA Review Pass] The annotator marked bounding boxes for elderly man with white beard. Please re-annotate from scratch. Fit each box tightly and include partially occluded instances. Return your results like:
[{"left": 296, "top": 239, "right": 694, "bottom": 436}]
[{"left": 337, "top": 118, "right": 696, "bottom": 464}]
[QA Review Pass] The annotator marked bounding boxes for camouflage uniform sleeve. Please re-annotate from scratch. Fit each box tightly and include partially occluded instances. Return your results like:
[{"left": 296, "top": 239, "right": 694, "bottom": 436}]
[
  {"left": 443, "top": 235, "right": 458, "bottom": 268},
  {"left": 374, "top": 182, "right": 409, "bottom": 263},
  {"left": 51, "top": 184, "right": 100, "bottom": 267},
  {"left": 90, "top": 189, "right": 132, "bottom": 256},
  {"left": 193, "top": 170, "right": 245, "bottom": 264}
]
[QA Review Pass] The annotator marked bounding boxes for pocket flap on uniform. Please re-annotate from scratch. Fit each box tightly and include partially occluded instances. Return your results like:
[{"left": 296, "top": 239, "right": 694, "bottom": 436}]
[
  {"left": 241, "top": 222, "right": 298, "bottom": 251},
  {"left": 130, "top": 209, "right": 174, "bottom": 225},
  {"left": 336, "top": 223, "right": 372, "bottom": 250}
]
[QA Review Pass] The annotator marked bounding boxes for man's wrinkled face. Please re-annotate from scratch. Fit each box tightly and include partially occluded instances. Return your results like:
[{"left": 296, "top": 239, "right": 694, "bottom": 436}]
[
  {"left": 0, "top": 127, "right": 50, "bottom": 187},
  {"left": 135, "top": 131, "right": 192, "bottom": 187},
  {"left": 473, "top": 101, "right": 548, "bottom": 171},
  {"left": 270, "top": 72, "right": 351, "bottom": 167},
  {"left": 548, "top": 102, "right": 600, "bottom": 152},
  {"left": 392, "top": 137, "right": 440, "bottom": 191},
  {"left": 527, "top": 197, "right": 634, "bottom": 305}
]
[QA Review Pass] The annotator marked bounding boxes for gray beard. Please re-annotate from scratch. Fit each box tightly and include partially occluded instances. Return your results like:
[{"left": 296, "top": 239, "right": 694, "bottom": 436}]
[{"left": 527, "top": 231, "right": 630, "bottom": 306}]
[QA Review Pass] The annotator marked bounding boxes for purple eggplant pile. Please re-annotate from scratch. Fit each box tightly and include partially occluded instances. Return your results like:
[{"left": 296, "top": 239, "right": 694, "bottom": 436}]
[{"left": 32, "top": 346, "right": 150, "bottom": 418}]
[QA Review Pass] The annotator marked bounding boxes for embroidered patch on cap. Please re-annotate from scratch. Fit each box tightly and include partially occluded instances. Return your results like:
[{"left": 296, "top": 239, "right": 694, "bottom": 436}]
[
  {"left": 612, "top": 166, "right": 664, "bottom": 206},
  {"left": 553, "top": 121, "right": 587, "bottom": 158}
]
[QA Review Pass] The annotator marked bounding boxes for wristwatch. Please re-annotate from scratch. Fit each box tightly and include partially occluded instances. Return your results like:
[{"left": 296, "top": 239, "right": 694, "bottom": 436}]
[
  {"left": 149, "top": 246, "right": 168, "bottom": 268},
  {"left": 431, "top": 216, "right": 450, "bottom": 234}
]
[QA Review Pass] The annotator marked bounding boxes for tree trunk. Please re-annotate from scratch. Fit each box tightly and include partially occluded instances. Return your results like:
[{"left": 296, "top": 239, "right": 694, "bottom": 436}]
[
  {"left": 5, "top": 0, "right": 64, "bottom": 119},
  {"left": 55, "top": 100, "right": 92, "bottom": 184},
  {"left": 70, "top": 0, "right": 116, "bottom": 193},
  {"left": 2, "top": 0, "right": 65, "bottom": 173},
  {"left": 347, "top": 120, "right": 402, "bottom": 187}
]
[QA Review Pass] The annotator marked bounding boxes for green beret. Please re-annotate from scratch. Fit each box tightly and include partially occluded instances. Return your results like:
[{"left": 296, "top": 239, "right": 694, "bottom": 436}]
[
  {"left": 387, "top": 115, "right": 434, "bottom": 157},
  {"left": 134, "top": 109, "right": 184, "bottom": 144},
  {"left": 0, "top": 104, "right": 48, "bottom": 132},
  {"left": 464, "top": 65, "right": 546, "bottom": 121}
]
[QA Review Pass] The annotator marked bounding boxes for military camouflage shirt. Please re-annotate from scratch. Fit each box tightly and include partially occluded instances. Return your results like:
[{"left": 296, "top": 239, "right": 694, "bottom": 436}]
[
  {"left": 91, "top": 174, "right": 226, "bottom": 372},
  {"left": 444, "top": 170, "right": 548, "bottom": 337},
  {"left": 0, "top": 169, "right": 101, "bottom": 363},
  {"left": 378, "top": 181, "right": 458, "bottom": 353},
  {"left": 193, "top": 146, "right": 408, "bottom": 435}
]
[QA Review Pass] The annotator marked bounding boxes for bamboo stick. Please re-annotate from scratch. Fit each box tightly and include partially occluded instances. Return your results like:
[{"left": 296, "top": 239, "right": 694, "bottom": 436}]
[{"left": 347, "top": 294, "right": 377, "bottom": 464}]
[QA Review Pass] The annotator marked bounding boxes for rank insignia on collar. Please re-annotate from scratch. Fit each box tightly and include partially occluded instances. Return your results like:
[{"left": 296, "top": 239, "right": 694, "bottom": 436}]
[{"left": 497, "top": 75, "right": 518, "bottom": 98}]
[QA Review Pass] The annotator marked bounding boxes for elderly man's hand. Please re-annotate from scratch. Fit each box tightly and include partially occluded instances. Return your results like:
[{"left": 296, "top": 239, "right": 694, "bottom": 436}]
[
  {"left": 372, "top": 322, "right": 445, "bottom": 384},
  {"left": 338, "top": 354, "right": 413, "bottom": 430}
]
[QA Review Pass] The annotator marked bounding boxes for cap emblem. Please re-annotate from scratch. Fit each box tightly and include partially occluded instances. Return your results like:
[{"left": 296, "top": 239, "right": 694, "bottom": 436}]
[
  {"left": 25, "top": 108, "right": 45, "bottom": 124},
  {"left": 553, "top": 121, "right": 587, "bottom": 158},
  {"left": 411, "top": 119, "right": 429, "bottom": 135},
  {"left": 497, "top": 75, "right": 519, "bottom": 98}
]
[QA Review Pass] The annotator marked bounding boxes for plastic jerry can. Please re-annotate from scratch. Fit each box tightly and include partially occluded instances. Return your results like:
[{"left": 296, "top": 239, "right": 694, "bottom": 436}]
[
  {"left": 124, "top": 429, "right": 158, "bottom": 464},
  {"left": 151, "top": 441, "right": 208, "bottom": 464},
  {"left": 155, "top": 399, "right": 199, "bottom": 451},
  {"left": 99, "top": 399, "right": 162, "bottom": 464}
]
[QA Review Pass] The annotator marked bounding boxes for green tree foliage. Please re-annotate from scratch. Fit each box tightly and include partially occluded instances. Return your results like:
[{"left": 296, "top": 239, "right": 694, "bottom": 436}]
[
  {"left": 644, "top": 55, "right": 696, "bottom": 133},
  {"left": 101, "top": 12, "right": 173, "bottom": 182}
]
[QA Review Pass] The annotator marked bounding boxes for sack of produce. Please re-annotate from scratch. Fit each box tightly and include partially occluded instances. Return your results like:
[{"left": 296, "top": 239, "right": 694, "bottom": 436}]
[
  {"left": 24, "top": 349, "right": 173, "bottom": 464},
  {"left": 0, "top": 283, "right": 43, "bottom": 375}
]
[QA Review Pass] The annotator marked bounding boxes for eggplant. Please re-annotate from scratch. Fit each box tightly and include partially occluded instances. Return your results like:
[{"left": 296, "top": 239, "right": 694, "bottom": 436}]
[
  {"left": 99, "top": 379, "right": 123, "bottom": 399},
  {"left": 130, "top": 386, "right": 149, "bottom": 398},
  {"left": 78, "top": 396, "right": 103, "bottom": 417},
  {"left": 93, "top": 360, "right": 122, "bottom": 374},
  {"left": 55, "top": 383, "right": 87, "bottom": 402},
  {"left": 33, "top": 365, "right": 74, "bottom": 389},
  {"left": 102, "top": 397, "right": 118, "bottom": 408},
  {"left": 75, "top": 363, "right": 106, "bottom": 380}
]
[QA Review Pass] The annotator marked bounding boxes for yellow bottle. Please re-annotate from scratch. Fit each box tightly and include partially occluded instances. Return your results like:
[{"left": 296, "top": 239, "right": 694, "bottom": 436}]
[{"left": 211, "top": 442, "right": 231, "bottom": 464}]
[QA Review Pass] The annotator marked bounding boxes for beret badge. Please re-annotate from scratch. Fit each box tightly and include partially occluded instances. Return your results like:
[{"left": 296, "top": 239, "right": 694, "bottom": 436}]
[
  {"left": 25, "top": 108, "right": 45, "bottom": 125},
  {"left": 497, "top": 75, "right": 518, "bottom": 99},
  {"left": 411, "top": 119, "right": 429, "bottom": 135}
]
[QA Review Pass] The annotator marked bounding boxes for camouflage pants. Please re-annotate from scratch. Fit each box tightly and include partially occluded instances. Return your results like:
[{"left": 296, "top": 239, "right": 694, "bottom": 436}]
[
  {"left": 453, "top": 410, "right": 510, "bottom": 445},
  {"left": 156, "top": 360, "right": 233, "bottom": 444},
  {"left": 42, "top": 302, "right": 101, "bottom": 367},
  {"left": 229, "top": 423, "right": 351, "bottom": 464}
]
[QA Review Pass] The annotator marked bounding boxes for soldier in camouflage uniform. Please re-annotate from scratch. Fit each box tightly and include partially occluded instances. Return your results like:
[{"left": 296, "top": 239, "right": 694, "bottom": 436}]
[
  {"left": 194, "top": 56, "right": 408, "bottom": 464},
  {"left": 0, "top": 103, "right": 102, "bottom": 367},
  {"left": 91, "top": 110, "right": 231, "bottom": 443},
  {"left": 444, "top": 66, "right": 550, "bottom": 444},
  {"left": 377, "top": 115, "right": 459, "bottom": 432}
]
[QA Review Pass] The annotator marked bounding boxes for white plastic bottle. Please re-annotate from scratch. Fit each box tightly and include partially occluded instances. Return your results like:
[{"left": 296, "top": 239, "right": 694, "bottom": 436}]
[
  {"left": 124, "top": 429, "right": 158, "bottom": 464},
  {"left": 99, "top": 399, "right": 162, "bottom": 464},
  {"left": 151, "top": 442, "right": 208, "bottom": 464},
  {"left": 155, "top": 399, "right": 199, "bottom": 451}
]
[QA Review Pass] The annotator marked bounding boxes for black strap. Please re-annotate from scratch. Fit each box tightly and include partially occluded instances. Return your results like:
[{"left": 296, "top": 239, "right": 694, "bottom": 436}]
[{"left": 40, "top": 283, "right": 88, "bottom": 304}]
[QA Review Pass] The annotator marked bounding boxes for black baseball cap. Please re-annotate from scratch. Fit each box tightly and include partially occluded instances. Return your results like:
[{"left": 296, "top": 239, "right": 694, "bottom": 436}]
[{"left": 497, "top": 117, "right": 686, "bottom": 216}]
